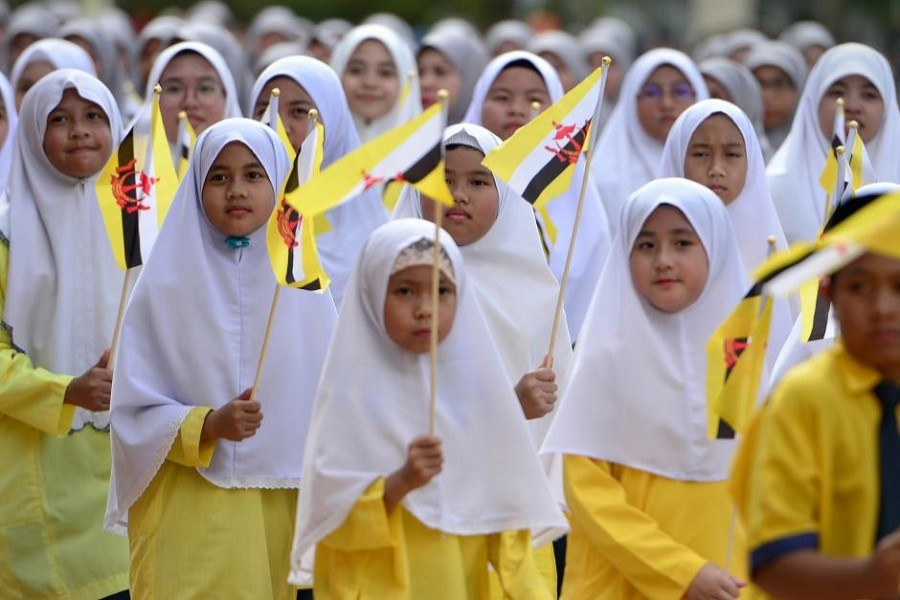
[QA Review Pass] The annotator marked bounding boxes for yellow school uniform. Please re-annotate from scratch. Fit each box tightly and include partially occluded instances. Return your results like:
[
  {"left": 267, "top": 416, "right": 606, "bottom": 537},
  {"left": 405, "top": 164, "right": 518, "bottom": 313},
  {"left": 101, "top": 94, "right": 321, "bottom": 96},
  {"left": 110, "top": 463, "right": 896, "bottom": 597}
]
[
  {"left": 0, "top": 241, "right": 130, "bottom": 599},
  {"left": 128, "top": 407, "right": 299, "bottom": 599},
  {"left": 314, "top": 478, "right": 552, "bottom": 600},
  {"left": 562, "top": 455, "right": 746, "bottom": 599},
  {"left": 736, "top": 342, "right": 889, "bottom": 599}
]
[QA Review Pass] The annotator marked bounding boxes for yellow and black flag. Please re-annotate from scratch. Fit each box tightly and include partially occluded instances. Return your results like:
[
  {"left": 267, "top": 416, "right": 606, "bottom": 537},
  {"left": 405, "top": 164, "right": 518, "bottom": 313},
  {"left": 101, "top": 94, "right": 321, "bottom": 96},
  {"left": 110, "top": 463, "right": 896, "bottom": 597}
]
[{"left": 96, "top": 88, "right": 178, "bottom": 270}]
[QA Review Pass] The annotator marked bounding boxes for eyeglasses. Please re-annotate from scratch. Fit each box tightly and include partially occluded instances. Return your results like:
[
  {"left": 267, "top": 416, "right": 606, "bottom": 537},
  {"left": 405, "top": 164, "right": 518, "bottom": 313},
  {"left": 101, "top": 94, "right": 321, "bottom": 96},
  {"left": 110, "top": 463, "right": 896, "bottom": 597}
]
[
  {"left": 159, "top": 80, "right": 224, "bottom": 103},
  {"left": 637, "top": 82, "right": 696, "bottom": 102}
]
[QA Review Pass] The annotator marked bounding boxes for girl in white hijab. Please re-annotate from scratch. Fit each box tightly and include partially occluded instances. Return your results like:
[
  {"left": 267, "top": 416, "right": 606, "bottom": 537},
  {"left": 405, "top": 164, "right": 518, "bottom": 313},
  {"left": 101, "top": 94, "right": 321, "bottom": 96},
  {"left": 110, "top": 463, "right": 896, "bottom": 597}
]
[
  {"left": 393, "top": 123, "right": 572, "bottom": 443},
  {"left": 290, "top": 218, "right": 567, "bottom": 598},
  {"left": 743, "top": 40, "right": 808, "bottom": 154},
  {"left": 765, "top": 43, "right": 900, "bottom": 244},
  {"left": 528, "top": 30, "right": 590, "bottom": 93},
  {"left": 0, "top": 69, "right": 129, "bottom": 598},
  {"left": 11, "top": 38, "right": 97, "bottom": 109},
  {"left": 463, "top": 51, "right": 612, "bottom": 341},
  {"left": 330, "top": 24, "right": 421, "bottom": 143},
  {"left": 418, "top": 27, "right": 488, "bottom": 124},
  {"left": 659, "top": 99, "right": 794, "bottom": 364},
  {"left": 778, "top": 21, "right": 835, "bottom": 68},
  {"left": 250, "top": 56, "right": 388, "bottom": 307},
  {"left": 542, "top": 178, "right": 749, "bottom": 600},
  {"left": 60, "top": 18, "right": 130, "bottom": 116},
  {"left": 592, "top": 48, "right": 708, "bottom": 227},
  {"left": 698, "top": 57, "right": 772, "bottom": 159},
  {"left": 106, "top": 118, "right": 337, "bottom": 598},
  {"left": 145, "top": 41, "right": 242, "bottom": 166}
]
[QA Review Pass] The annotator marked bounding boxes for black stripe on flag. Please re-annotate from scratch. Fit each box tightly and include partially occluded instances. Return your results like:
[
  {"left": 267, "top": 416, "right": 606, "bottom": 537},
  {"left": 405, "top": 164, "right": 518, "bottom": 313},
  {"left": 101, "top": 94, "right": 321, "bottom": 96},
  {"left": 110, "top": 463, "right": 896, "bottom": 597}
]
[
  {"left": 283, "top": 162, "right": 301, "bottom": 286},
  {"left": 521, "top": 120, "right": 591, "bottom": 205},
  {"left": 117, "top": 130, "right": 142, "bottom": 268},
  {"left": 401, "top": 142, "right": 442, "bottom": 183},
  {"left": 808, "top": 288, "right": 831, "bottom": 341}
]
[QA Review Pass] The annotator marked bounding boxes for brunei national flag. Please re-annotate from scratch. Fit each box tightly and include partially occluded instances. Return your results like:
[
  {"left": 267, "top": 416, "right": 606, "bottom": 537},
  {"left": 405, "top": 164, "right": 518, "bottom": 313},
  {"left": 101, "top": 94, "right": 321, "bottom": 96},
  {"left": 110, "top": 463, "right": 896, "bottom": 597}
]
[
  {"left": 97, "top": 88, "right": 178, "bottom": 270},
  {"left": 175, "top": 110, "right": 196, "bottom": 182},
  {"left": 260, "top": 88, "right": 297, "bottom": 161},
  {"left": 482, "top": 62, "right": 609, "bottom": 211},
  {"left": 267, "top": 114, "right": 329, "bottom": 290},
  {"left": 287, "top": 101, "right": 453, "bottom": 218}
]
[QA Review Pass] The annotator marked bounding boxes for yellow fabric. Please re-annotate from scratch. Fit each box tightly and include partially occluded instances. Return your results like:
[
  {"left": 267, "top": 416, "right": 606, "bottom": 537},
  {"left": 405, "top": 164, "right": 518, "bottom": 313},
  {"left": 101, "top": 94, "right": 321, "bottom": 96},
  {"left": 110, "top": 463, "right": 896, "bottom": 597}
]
[
  {"left": 314, "top": 477, "right": 552, "bottom": 599},
  {"left": 735, "top": 342, "right": 887, "bottom": 600},
  {"left": 489, "top": 543, "right": 557, "bottom": 599},
  {"left": 128, "top": 407, "right": 299, "bottom": 599},
  {"left": 0, "top": 241, "right": 130, "bottom": 599},
  {"left": 562, "top": 454, "right": 745, "bottom": 600}
]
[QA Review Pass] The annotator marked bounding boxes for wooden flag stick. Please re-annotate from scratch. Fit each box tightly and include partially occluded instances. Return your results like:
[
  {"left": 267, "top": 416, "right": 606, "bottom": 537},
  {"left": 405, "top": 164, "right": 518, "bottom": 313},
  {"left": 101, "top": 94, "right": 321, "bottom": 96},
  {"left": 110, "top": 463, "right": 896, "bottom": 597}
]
[
  {"left": 429, "top": 205, "right": 443, "bottom": 435},
  {"left": 108, "top": 266, "right": 137, "bottom": 372},
  {"left": 250, "top": 283, "right": 282, "bottom": 401},
  {"left": 546, "top": 57, "right": 612, "bottom": 361},
  {"left": 429, "top": 89, "right": 449, "bottom": 435}
]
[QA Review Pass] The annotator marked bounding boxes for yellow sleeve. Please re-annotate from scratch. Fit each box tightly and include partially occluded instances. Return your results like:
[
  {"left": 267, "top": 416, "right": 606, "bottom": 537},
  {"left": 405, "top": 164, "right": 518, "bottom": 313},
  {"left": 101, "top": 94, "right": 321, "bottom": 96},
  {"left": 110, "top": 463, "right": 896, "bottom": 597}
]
[
  {"left": 563, "top": 454, "right": 706, "bottom": 597},
  {"left": 744, "top": 380, "right": 820, "bottom": 574},
  {"left": 487, "top": 529, "right": 554, "bottom": 600},
  {"left": 0, "top": 241, "right": 75, "bottom": 435},
  {"left": 320, "top": 478, "right": 401, "bottom": 551},
  {"left": 166, "top": 407, "right": 217, "bottom": 467}
]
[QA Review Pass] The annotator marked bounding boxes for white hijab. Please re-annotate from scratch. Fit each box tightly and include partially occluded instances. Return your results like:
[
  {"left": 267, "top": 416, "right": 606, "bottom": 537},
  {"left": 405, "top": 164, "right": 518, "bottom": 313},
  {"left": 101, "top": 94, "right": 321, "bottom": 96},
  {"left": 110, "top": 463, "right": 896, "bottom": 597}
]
[
  {"left": 143, "top": 41, "right": 242, "bottom": 118},
  {"left": 766, "top": 43, "right": 900, "bottom": 244},
  {"left": 419, "top": 27, "right": 488, "bottom": 124},
  {"left": 10, "top": 38, "right": 97, "bottom": 94},
  {"left": 2, "top": 70, "right": 123, "bottom": 432},
  {"left": 542, "top": 178, "right": 748, "bottom": 481},
  {"left": 778, "top": 21, "right": 835, "bottom": 54},
  {"left": 462, "top": 51, "right": 612, "bottom": 341},
  {"left": 106, "top": 118, "right": 338, "bottom": 533},
  {"left": 290, "top": 219, "right": 568, "bottom": 582},
  {"left": 250, "top": 56, "right": 388, "bottom": 307},
  {"left": 392, "top": 123, "right": 574, "bottom": 448},
  {"left": 0, "top": 72, "right": 19, "bottom": 229},
  {"left": 592, "top": 48, "right": 709, "bottom": 228},
  {"left": 330, "top": 24, "right": 421, "bottom": 143},
  {"left": 659, "top": 99, "right": 794, "bottom": 365}
]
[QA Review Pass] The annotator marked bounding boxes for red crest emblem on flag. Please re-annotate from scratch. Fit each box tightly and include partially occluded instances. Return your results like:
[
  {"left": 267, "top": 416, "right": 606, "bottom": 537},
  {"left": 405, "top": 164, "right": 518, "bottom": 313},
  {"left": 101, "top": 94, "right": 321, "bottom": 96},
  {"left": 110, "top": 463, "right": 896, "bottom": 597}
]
[
  {"left": 723, "top": 337, "right": 749, "bottom": 376},
  {"left": 544, "top": 120, "right": 587, "bottom": 165},
  {"left": 361, "top": 170, "right": 385, "bottom": 190},
  {"left": 276, "top": 198, "right": 302, "bottom": 249},
  {"left": 110, "top": 158, "right": 157, "bottom": 214}
]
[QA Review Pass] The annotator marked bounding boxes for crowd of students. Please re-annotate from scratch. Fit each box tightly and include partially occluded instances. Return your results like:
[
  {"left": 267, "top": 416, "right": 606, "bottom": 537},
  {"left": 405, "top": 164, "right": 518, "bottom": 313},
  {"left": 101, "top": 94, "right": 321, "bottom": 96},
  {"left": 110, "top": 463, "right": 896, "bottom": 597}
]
[{"left": 0, "top": 3, "right": 897, "bottom": 599}]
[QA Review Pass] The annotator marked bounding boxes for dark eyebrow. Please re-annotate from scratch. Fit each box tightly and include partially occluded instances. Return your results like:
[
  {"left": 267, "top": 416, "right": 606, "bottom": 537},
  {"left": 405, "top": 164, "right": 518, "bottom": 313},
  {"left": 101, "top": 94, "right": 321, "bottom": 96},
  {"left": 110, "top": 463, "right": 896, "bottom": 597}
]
[
  {"left": 670, "top": 227, "right": 697, "bottom": 236},
  {"left": 635, "top": 230, "right": 657, "bottom": 238}
]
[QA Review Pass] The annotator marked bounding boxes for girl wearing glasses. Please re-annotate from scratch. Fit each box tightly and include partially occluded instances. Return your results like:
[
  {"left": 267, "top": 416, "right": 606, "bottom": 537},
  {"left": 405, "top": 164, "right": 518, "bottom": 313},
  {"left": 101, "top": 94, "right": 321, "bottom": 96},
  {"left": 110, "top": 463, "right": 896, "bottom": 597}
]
[{"left": 592, "top": 49, "right": 708, "bottom": 233}]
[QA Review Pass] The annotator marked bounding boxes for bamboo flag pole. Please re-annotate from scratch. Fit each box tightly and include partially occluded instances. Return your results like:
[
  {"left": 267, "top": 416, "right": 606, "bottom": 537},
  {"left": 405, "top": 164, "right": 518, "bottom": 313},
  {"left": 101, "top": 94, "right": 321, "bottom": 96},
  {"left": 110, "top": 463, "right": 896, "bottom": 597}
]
[
  {"left": 429, "top": 90, "right": 449, "bottom": 435},
  {"left": 107, "top": 267, "right": 137, "bottom": 371},
  {"left": 250, "top": 284, "right": 282, "bottom": 400},
  {"left": 249, "top": 109, "right": 322, "bottom": 401},
  {"left": 546, "top": 56, "right": 611, "bottom": 362},
  {"left": 723, "top": 234, "right": 780, "bottom": 572}
]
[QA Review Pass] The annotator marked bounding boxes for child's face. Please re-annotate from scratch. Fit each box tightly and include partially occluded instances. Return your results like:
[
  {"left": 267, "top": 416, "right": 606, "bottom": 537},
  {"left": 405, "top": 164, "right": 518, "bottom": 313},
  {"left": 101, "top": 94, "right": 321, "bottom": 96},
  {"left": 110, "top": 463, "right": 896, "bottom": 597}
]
[
  {"left": 341, "top": 39, "right": 400, "bottom": 123},
  {"left": 15, "top": 60, "right": 54, "bottom": 110},
  {"left": 753, "top": 65, "right": 797, "bottom": 130},
  {"left": 537, "top": 51, "right": 575, "bottom": 92},
  {"left": 420, "top": 146, "right": 499, "bottom": 247},
  {"left": 418, "top": 48, "right": 462, "bottom": 112},
  {"left": 702, "top": 75, "right": 733, "bottom": 103},
  {"left": 480, "top": 66, "right": 551, "bottom": 140},
  {"left": 636, "top": 65, "right": 697, "bottom": 143},
  {"left": 827, "top": 252, "right": 900, "bottom": 379},
  {"left": 629, "top": 204, "right": 709, "bottom": 313},
  {"left": 42, "top": 88, "right": 112, "bottom": 179},
  {"left": 384, "top": 265, "right": 457, "bottom": 354},
  {"left": 159, "top": 52, "right": 227, "bottom": 143},
  {"left": 683, "top": 114, "right": 748, "bottom": 206},
  {"left": 201, "top": 142, "right": 275, "bottom": 238},
  {"left": 818, "top": 74, "right": 884, "bottom": 144},
  {"left": 253, "top": 76, "right": 316, "bottom": 152}
]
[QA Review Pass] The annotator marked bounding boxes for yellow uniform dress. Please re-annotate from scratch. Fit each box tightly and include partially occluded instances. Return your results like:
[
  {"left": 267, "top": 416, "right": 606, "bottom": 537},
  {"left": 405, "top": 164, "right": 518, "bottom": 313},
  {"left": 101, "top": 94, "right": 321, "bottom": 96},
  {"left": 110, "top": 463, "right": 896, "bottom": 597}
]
[
  {"left": 0, "top": 241, "right": 130, "bottom": 599},
  {"left": 314, "top": 478, "right": 553, "bottom": 600},
  {"left": 128, "top": 407, "right": 300, "bottom": 599},
  {"left": 562, "top": 454, "right": 746, "bottom": 599},
  {"left": 736, "top": 343, "right": 889, "bottom": 600}
]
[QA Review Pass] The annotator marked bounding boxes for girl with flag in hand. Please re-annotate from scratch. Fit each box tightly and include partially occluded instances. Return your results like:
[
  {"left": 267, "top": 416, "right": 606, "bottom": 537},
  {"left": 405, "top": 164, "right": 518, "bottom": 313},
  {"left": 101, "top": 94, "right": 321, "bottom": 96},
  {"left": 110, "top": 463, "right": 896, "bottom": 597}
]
[
  {"left": 542, "top": 178, "right": 750, "bottom": 599},
  {"left": 291, "top": 219, "right": 567, "bottom": 599},
  {"left": 106, "top": 118, "right": 337, "bottom": 598},
  {"left": 0, "top": 69, "right": 130, "bottom": 599}
]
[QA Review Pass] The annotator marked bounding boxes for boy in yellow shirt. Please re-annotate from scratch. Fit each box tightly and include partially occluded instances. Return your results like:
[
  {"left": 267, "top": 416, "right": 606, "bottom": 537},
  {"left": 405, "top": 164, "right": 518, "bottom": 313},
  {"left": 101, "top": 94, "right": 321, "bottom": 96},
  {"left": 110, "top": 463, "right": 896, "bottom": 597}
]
[{"left": 739, "top": 194, "right": 900, "bottom": 599}]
